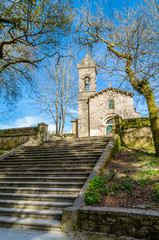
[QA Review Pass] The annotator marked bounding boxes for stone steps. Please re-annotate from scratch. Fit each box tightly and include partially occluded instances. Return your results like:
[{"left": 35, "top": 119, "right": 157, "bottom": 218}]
[
  {"left": 0, "top": 187, "right": 80, "bottom": 195},
  {"left": 0, "top": 172, "right": 90, "bottom": 178},
  {"left": 0, "top": 176, "right": 87, "bottom": 182},
  {"left": 6, "top": 154, "right": 101, "bottom": 159},
  {"left": 0, "top": 200, "right": 73, "bottom": 210},
  {"left": 17, "top": 147, "right": 107, "bottom": 152},
  {"left": 3, "top": 155, "right": 100, "bottom": 159},
  {"left": 0, "top": 163, "right": 95, "bottom": 169},
  {"left": 0, "top": 181, "right": 84, "bottom": 188},
  {"left": 0, "top": 137, "right": 110, "bottom": 231},
  {"left": 0, "top": 193, "right": 76, "bottom": 202},
  {"left": 0, "top": 207, "right": 62, "bottom": 220},
  {"left": 0, "top": 159, "right": 97, "bottom": 165},
  {"left": 0, "top": 216, "right": 62, "bottom": 231},
  {"left": 0, "top": 167, "right": 92, "bottom": 172}
]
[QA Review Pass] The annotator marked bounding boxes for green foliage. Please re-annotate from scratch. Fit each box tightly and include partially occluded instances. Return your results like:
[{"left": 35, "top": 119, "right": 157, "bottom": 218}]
[
  {"left": 85, "top": 175, "right": 107, "bottom": 205},
  {"left": 136, "top": 171, "right": 147, "bottom": 188},
  {"left": 147, "top": 163, "right": 154, "bottom": 174},
  {"left": 111, "top": 135, "right": 121, "bottom": 157},
  {"left": 102, "top": 186, "right": 109, "bottom": 196},
  {"left": 89, "top": 175, "right": 106, "bottom": 188},
  {"left": 121, "top": 118, "right": 151, "bottom": 129},
  {"left": 111, "top": 184, "right": 121, "bottom": 191},
  {"left": 0, "top": 150, "right": 8, "bottom": 156},
  {"left": 110, "top": 170, "right": 116, "bottom": 181},
  {"left": 85, "top": 189, "right": 101, "bottom": 205},
  {"left": 121, "top": 181, "right": 133, "bottom": 194},
  {"left": 153, "top": 183, "right": 159, "bottom": 202},
  {"left": 0, "top": 0, "right": 74, "bottom": 106},
  {"left": 119, "top": 145, "right": 126, "bottom": 151}
]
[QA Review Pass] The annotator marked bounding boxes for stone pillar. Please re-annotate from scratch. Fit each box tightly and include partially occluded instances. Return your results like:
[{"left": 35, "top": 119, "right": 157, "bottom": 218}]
[
  {"left": 71, "top": 119, "right": 78, "bottom": 137},
  {"left": 38, "top": 122, "right": 48, "bottom": 141}
]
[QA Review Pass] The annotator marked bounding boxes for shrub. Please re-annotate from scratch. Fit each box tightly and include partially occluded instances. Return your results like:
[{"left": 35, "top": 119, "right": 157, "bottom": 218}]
[
  {"left": 85, "top": 189, "right": 101, "bottom": 204},
  {"left": 84, "top": 175, "right": 107, "bottom": 205},
  {"left": 121, "top": 181, "right": 133, "bottom": 194},
  {"left": 111, "top": 184, "right": 121, "bottom": 191},
  {"left": 102, "top": 186, "right": 109, "bottom": 196}
]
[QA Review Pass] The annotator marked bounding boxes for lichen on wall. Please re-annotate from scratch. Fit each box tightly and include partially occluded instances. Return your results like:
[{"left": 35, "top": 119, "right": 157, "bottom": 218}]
[
  {"left": 120, "top": 117, "right": 153, "bottom": 146},
  {"left": 0, "top": 126, "right": 39, "bottom": 150}
]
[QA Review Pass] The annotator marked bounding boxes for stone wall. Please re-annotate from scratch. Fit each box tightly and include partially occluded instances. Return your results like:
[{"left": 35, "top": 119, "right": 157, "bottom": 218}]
[
  {"left": 0, "top": 122, "right": 48, "bottom": 150},
  {"left": 79, "top": 206, "right": 159, "bottom": 239},
  {"left": 120, "top": 117, "right": 153, "bottom": 146}
]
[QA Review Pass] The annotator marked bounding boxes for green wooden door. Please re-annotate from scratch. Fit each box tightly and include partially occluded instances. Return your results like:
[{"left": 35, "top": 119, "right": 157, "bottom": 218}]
[{"left": 106, "top": 125, "right": 113, "bottom": 135}]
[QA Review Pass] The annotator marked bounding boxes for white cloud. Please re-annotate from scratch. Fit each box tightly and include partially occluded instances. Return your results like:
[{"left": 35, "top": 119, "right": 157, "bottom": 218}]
[
  {"left": 0, "top": 115, "right": 71, "bottom": 134},
  {"left": 48, "top": 124, "right": 56, "bottom": 133},
  {"left": 0, "top": 115, "right": 47, "bottom": 129},
  {"left": 69, "top": 109, "right": 78, "bottom": 115},
  {"left": 15, "top": 116, "right": 41, "bottom": 128}
]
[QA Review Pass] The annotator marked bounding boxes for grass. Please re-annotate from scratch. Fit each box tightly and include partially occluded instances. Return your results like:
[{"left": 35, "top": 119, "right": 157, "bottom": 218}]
[
  {"left": 0, "top": 150, "right": 8, "bottom": 156},
  {"left": 85, "top": 145, "right": 159, "bottom": 209}
]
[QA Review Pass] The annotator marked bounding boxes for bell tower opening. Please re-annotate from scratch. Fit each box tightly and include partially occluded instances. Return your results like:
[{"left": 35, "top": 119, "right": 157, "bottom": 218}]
[{"left": 84, "top": 76, "right": 90, "bottom": 91}]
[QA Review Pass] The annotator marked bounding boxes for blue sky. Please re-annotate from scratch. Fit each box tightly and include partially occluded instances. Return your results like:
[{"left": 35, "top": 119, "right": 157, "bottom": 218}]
[{"left": 0, "top": 0, "right": 149, "bottom": 133}]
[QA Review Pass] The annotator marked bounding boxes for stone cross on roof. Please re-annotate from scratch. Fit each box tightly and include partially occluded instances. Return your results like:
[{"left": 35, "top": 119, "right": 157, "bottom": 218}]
[{"left": 108, "top": 81, "right": 112, "bottom": 87}]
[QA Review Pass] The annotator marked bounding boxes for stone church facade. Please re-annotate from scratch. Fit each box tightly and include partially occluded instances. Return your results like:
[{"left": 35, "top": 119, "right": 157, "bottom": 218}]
[{"left": 71, "top": 53, "right": 140, "bottom": 137}]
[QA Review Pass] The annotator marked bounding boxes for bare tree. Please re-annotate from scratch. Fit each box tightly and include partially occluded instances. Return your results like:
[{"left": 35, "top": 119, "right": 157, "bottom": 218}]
[
  {"left": 35, "top": 56, "right": 78, "bottom": 135},
  {"left": 0, "top": 0, "right": 73, "bottom": 105},
  {"left": 77, "top": 0, "right": 159, "bottom": 156}
]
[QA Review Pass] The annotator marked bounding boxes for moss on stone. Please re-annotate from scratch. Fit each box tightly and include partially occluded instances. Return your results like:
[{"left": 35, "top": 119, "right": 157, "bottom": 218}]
[{"left": 121, "top": 117, "right": 151, "bottom": 129}]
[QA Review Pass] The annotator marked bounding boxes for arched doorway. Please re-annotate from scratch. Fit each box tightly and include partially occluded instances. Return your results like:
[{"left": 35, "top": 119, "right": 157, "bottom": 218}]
[{"left": 106, "top": 119, "right": 113, "bottom": 135}]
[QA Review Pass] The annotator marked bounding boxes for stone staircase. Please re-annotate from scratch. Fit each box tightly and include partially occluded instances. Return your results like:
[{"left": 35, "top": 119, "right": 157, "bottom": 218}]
[{"left": 0, "top": 137, "right": 110, "bottom": 231}]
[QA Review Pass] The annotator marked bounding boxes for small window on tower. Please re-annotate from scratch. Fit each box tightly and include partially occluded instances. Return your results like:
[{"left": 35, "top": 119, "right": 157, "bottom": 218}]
[
  {"left": 109, "top": 100, "right": 114, "bottom": 109},
  {"left": 85, "top": 76, "right": 90, "bottom": 91}
]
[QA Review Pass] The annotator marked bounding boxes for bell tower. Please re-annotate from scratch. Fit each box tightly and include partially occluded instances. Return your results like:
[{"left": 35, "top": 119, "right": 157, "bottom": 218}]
[{"left": 77, "top": 52, "right": 97, "bottom": 137}]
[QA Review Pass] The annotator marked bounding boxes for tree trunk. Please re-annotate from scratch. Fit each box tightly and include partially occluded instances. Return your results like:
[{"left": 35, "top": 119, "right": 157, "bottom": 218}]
[
  {"left": 125, "top": 57, "right": 159, "bottom": 156},
  {"left": 59, "top": 69, "right": 65, "bottom": 134},
  {"left": 62, "top": 58, "right": 70, "bottom": 134},
  {"left": 144, "top": 90, "right": 159, "bottom": 156},
  {"left": 55, "top": 77, "right": 59, "bottom": 135}
]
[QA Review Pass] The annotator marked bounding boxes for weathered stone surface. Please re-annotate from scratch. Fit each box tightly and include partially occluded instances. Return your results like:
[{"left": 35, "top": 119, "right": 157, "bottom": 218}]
[
  {"left": 69, "top": 231, "right": 139, "bottom": 240},
  {"left": 79, "top": 207, "right": 159, "bottom": 239},
  {"left": 122, "top": 126, "right": 153, "bottom": 146},
  {"left": 0, "top": 122, "right": 48, "bottom": 150},
  {"left": 62, "top": 207, "right": 79, "bottom": 233}
]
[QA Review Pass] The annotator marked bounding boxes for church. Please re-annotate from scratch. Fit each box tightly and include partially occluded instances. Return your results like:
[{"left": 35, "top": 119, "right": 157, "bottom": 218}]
[{"left": 71, "top": 53, "right": 140, "bottom": 137}]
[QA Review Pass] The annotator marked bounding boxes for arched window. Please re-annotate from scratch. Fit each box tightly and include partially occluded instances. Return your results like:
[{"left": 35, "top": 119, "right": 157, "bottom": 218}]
[
  {"left": 85, "top": 76, "right": 90, "bottom": 91},
  {"left": 106, "top": 119, "right": 113, "bottom": 124},
  {"left": 108, "top": 100, "right": 114, "bottom": 109}
]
